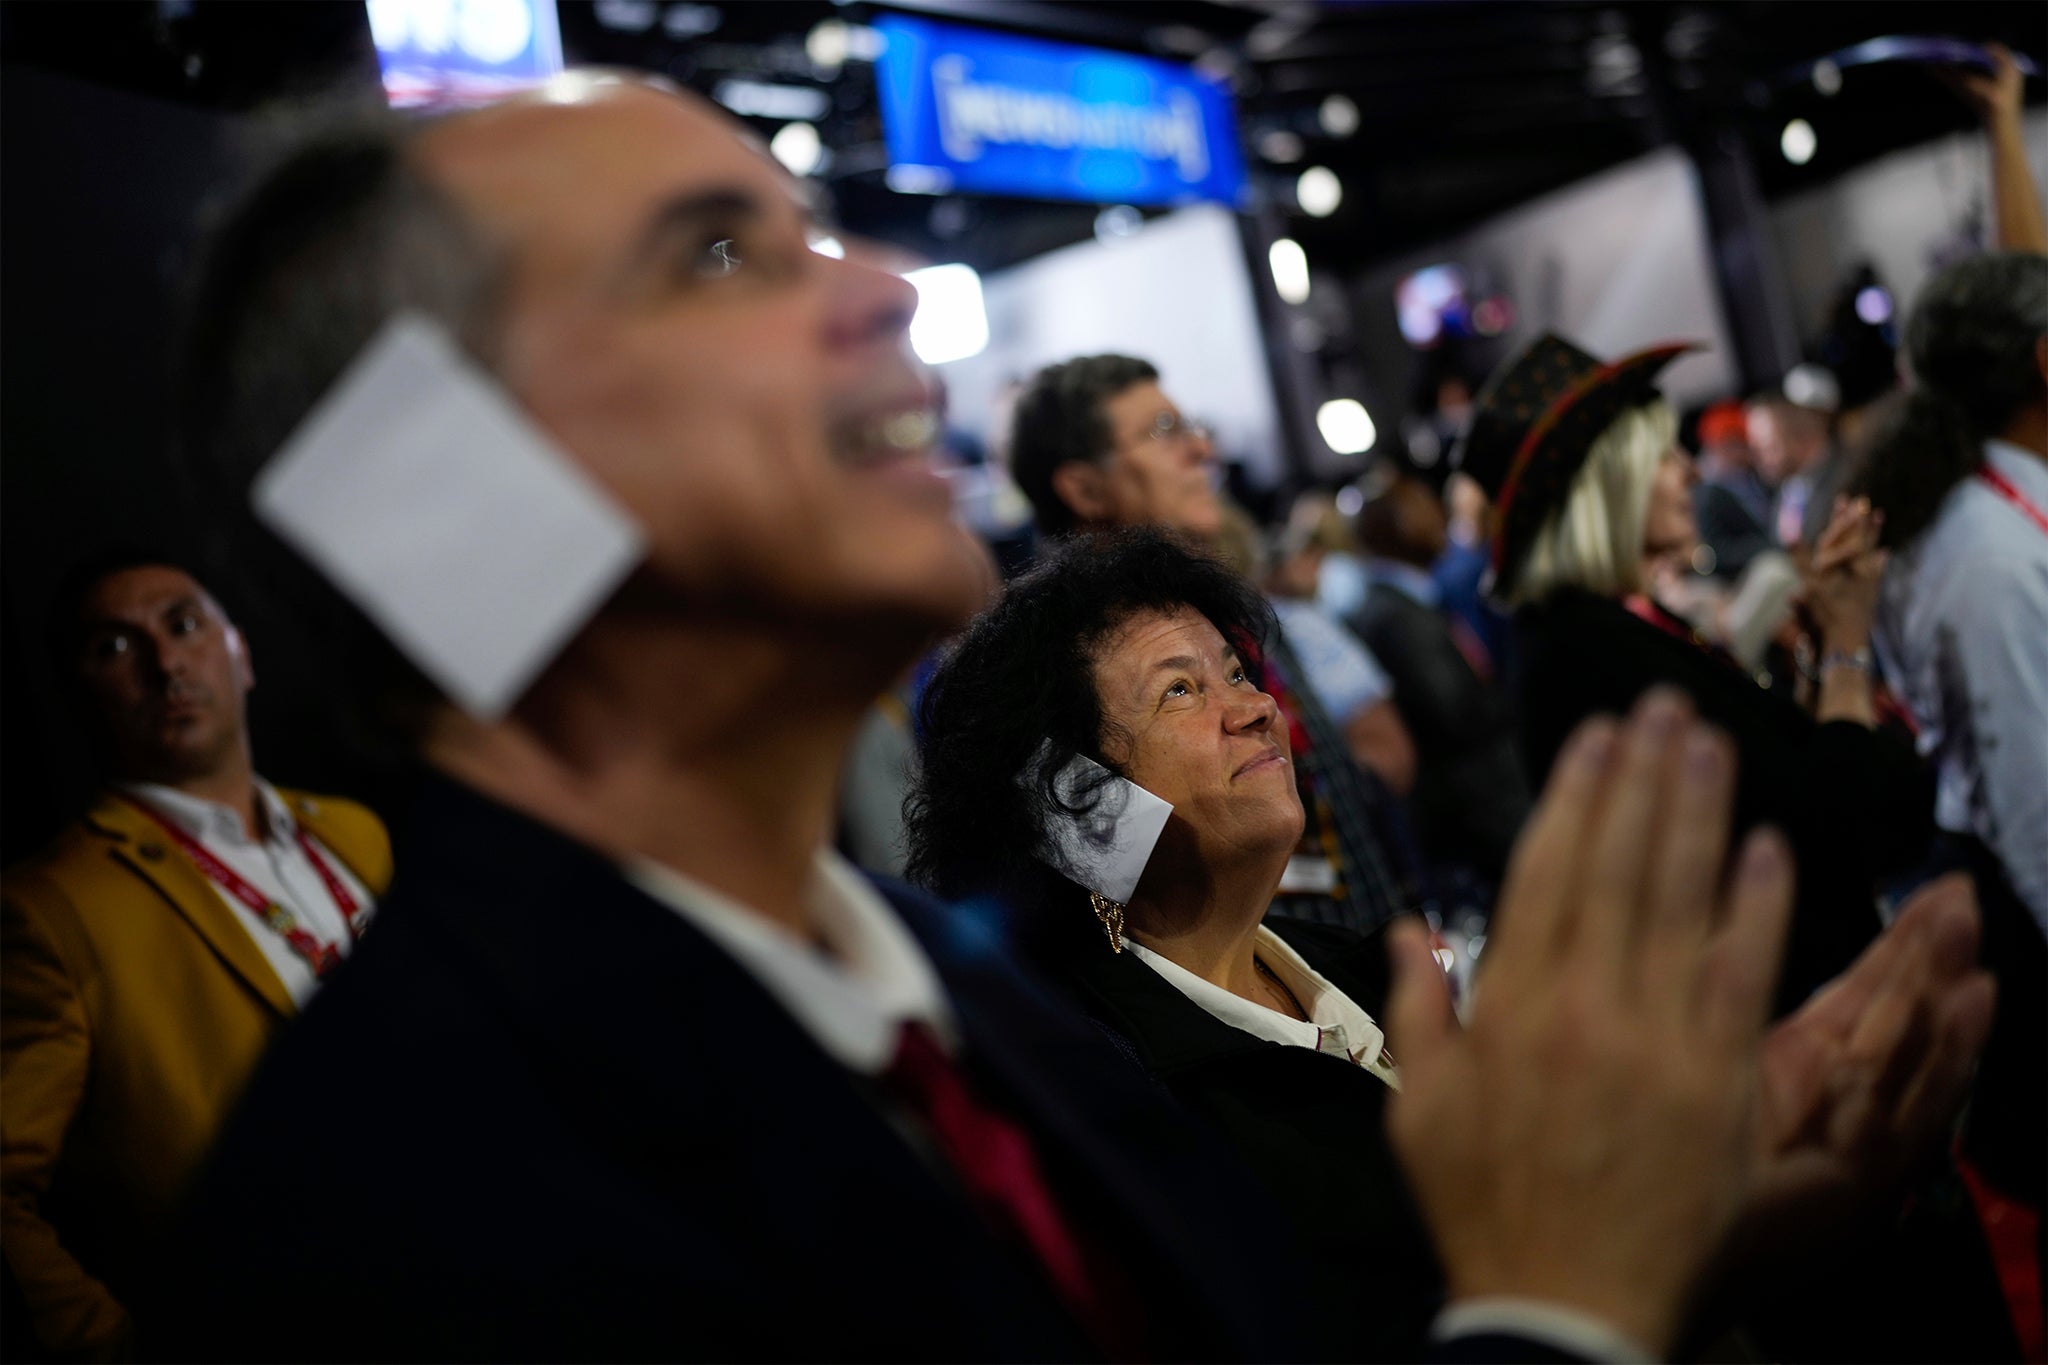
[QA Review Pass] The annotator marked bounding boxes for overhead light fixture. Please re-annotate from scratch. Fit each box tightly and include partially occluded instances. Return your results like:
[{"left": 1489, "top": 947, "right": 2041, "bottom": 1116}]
[
  {"left": 1094, "top": 205, "right": 1143, "bottom": 242},
  {"left": 711, "top": 79, "right": 830, "bottom": 122},
  {"left": 1318, "top": 93, "right": 1360, "bottom": 138},
  {"left": 1296, "top": 165, "right": 1342, "bottom": 218},
  {"left": 904, "top": 264, "right": 989, "bottom": 365},
  {"left": 1317, "top": 398, "right": 1376, "bottom": 456},
  {"left": 1780, "top": 118, "right": 1817, "bottom": 165},
  {"left": 592, "top": 0, "right": 656, "bottom": 32},
  {"left": 886, "top": 164, "right": 954, "bottom": 195},
  {"left": 769, "top": 121, "right": 824, "bottom": 177},
  {"left": 1268, "top": 238, "right": 1311, "bottom": 305},
  {"left": 806, "top": 18, "right": 850, "bottom": 70},
  {"left": 660, "top": 3, "right": 720, "bottom": 39},
  {"left": 1257, "top": 129, "right": 1305, "bottom": 164}
]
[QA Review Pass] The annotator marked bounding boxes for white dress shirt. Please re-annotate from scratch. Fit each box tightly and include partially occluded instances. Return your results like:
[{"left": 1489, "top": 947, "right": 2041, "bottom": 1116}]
[
  {"left": 622, "top": 848, "right": 957, "bottom": 1073},
  {"left": 1130, "top": 920, "right": 1655, "bottom": 1362},
  {"left": 1125, "top": 924, "right": 1400, "bottom": 1088},
  {"left": 1875, "top": 438, "right": 2048, "bottom": 932},
  {"left": 117, "top": 779, "right": 376, "bottom": 1008},
  {"left": 626, "top": 851, "right": 1647, "bottom": 1362}
]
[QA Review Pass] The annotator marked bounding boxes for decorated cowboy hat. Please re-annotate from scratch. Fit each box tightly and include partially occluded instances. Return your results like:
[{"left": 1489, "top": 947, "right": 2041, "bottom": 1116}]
[{"left": 1452, "top": 333, "right": 1699, "bottom": 595}]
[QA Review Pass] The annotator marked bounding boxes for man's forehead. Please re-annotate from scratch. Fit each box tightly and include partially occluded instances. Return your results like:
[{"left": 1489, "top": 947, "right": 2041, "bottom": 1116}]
[
  {"left": 414, "top": 79, "right": 801, "bottom": 225},
  {"left": 84, "top": 566, "right": 213, "bottom": 617}
]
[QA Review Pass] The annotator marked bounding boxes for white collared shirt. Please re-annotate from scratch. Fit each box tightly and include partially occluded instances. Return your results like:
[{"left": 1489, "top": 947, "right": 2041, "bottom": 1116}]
[
  {"left": 117, "top": 779, "right": 376, "bottom": 1008},
  {"left": 629, "top": 857, "right": 1657, "bottom": 1360},
  {"left": 1125, "top": 924, "right": 1400, "bottom": 1089},
  {"left": 623, "top": 849, "right": 957, "bottom": 1074},
  {"left": 1875, "top": 438, "right": 2048, "bottom": 932}
]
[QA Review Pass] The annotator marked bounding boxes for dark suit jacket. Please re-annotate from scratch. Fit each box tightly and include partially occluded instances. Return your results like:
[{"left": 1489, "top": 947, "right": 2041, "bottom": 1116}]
[
  {"left": 152, "top": 776, "right": 1335, "bottom": 1363},
  {"left": 1516, "top": 588, "right": 1935, "bottom": 1009},
  {"left": 1056, "top": 917, "right": 1444, "bottom": 1362},
  {"left": 1349, "top": 582, "right": 1530, "bottom": 880}
]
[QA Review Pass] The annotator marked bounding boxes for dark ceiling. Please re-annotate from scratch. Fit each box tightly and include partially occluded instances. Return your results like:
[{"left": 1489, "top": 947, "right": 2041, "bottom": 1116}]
[{"left": 3, "top": 0, "right": 2041, "bottom": 275}]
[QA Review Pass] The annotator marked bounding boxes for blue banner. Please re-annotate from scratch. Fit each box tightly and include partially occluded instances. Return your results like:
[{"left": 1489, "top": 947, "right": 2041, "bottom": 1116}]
[{"left": 873, "top": 14, "right": 1248, "bottom": 208}]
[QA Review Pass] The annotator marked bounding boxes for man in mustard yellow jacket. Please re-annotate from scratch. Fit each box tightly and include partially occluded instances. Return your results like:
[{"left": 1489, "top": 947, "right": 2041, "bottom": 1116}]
[{"left": 2, "top": 556, "right": 392, "bottom": 1360}]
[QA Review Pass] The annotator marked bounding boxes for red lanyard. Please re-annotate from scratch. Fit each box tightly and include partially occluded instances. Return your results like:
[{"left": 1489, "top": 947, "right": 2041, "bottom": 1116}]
[
  {"left": 1977, "top": 465, "right": 2048, "bottom": 538},
  {"left": 122, "top": 795, "right": 365, "bottom": 977}
]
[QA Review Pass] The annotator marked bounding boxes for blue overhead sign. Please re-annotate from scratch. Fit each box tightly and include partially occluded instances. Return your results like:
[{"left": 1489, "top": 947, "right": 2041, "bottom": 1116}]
[{"left": 873, "top": 14, "right": 1249, "bottom": 208}]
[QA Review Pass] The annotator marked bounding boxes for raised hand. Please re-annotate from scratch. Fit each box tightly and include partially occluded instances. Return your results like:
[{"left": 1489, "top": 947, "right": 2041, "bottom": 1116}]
[
  {"left": 1741, "top": 874, "right": 1995, "bottom": 1241},
  {"left": 1800, "top": 495, "right": 1886, "bottom": 652},
  {"left": 1384, "top": 689, "right": 1791, "bottom": 1356},
  {"left": 1945, "top": 43, "right": 2027, "bottom": 126}
]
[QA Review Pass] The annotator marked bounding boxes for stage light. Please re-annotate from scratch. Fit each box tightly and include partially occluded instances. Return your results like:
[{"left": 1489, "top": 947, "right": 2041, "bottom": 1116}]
[
  {"left": 1812, "top": 58, "right": 1842, "bottom": 96},
  {"left": 770, "top": 121, "right": 824, "bottom": 177},
  {"left": 1258, "top": 130, "right": 1305, "bottom": 164},
  {"left": 905, "top": 264, "right": 989, "bottom": 365},
  {"left": 1318, "top": 94, "right": 1360, "bottom": 138},
  {"left": 712, "top": 79, "right": 829, "bottom": 121},
  {"left": 807, "top": 18, "right": 850, "bottom": 70},
  {"left": 1296, "top": 166, "right": 1342, "bottom": 218},
  {"left": 1854, "top": 285, "right": 1892, "bottom": 325},
  {"left": 1095, "top": 205, "right": 1143, "bottom": 241},
  {"left": 886, "top": 164, "right": 954, "bottom": 195},
  {"left": 1780, "top": 118, "right": 1816, "bottom": 165},
  {"left": 1317, "top": 398, "right": 1376, "bottom": 455},
  {"left": 1269, "top": 237, "right": 1311, "bottom": 304}
]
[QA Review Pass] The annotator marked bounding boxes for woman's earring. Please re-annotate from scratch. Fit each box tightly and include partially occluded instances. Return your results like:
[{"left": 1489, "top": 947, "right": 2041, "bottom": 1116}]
[{"left": 1089, "top": 892, "right": 1126, "bottom": 953}]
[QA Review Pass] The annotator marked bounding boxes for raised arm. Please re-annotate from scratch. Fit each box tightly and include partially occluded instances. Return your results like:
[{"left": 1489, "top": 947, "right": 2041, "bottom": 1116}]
[{"left": 1953, "top": 44, "right": 2048, "bottom": 254}]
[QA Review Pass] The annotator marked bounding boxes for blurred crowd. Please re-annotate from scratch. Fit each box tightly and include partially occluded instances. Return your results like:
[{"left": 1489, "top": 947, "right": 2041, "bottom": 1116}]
[{"left": 3, "top": 37, "right": 2043, "bottom": 1365}]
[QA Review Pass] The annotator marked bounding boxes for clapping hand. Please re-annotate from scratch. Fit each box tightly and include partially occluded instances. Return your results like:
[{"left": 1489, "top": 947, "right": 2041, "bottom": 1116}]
[
  {"left": 1384, "top": 690, "right": 1787, "bottom": 1355},
  {"left": 1384, "top": 690, "right": 1994, "bottom": 1356},
  {"left": 1738, "top": 874, "right": 1995, "bottom": 1248},
  {"left": 1799, "top": 495, "right": 1886, "bottom": 651}
]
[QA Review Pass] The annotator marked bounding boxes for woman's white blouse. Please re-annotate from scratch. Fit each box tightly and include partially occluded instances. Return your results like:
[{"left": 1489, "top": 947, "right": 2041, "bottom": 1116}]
[{"left": 1124, "top": 924, "right": 1400, "bottom": 1089}]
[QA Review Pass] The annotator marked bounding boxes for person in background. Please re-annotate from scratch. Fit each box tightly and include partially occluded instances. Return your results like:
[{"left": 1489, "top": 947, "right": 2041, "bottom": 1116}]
[
  {"left": 1858, "top": 248, "right": 2048, "bottom": 1217},
  {"left": 910, "top": 529, "right": 1994, "bottom": 1365},
  {"left": 1011, "top": 355, "right": 1421, "bottom": 932},
  {"left": 1691, "top": 399, "right": 1777, "bottom": 580},
  {"left": 3, "top": 553, "right": 390, "bottom": 1360},
  {"left": 141, "top": 76, "right": 1997, "bottom": 1365},
  {"left": 1465, "top": 334, "right": 1933, "bottom": 1014},
  {"left": 1350, "top": 470, "right": 1530, "bottom": 886},
  {"left": 1749, "top": 373, "right": 1838, "bottom": 549},
  {"left": 1264, "top": 492, "right": 1417, "bottom": 798}
]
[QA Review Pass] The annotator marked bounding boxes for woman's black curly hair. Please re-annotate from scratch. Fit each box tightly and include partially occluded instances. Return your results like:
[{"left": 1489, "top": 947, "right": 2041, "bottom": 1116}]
[{"left": 905, "top": 527, "right": 1276, "bottom": 950}]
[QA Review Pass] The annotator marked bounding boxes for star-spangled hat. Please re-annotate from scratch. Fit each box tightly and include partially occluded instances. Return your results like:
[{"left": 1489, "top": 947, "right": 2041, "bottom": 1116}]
[{"left": 1452, "top": 333, "right": 1699, "bottom": 597}]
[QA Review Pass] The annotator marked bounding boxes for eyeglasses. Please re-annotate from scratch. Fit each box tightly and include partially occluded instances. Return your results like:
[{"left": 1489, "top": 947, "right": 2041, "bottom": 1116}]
[{"left": 1128, "top": 411, "right": 1213, "bottom": 447}]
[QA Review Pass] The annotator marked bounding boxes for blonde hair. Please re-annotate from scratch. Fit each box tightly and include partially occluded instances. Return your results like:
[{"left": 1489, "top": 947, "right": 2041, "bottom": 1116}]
[{"left": 1507, "top": 400, "right": 1676, "bottom": 605}]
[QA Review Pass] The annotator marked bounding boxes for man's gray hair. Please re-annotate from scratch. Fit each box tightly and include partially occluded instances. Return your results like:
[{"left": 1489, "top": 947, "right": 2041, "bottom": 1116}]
[
  {"left": 178, "top": 112, "right": 508, "bottom": 745},
  {"left": 1904, "top": 250, "right": 2048, "bottom": 434}
]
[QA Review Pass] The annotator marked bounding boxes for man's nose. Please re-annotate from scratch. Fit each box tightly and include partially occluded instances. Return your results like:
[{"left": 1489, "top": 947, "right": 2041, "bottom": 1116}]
[
  {"left": 824, "top": 247, "right": 920, "bottom": 350},
  {"left": 140, "top": 631, "right": 184, "bottom": 683}
]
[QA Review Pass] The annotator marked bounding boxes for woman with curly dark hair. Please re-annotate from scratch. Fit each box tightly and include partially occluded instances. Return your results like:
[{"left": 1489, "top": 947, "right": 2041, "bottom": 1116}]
[{"left": 906, "top": 527, "right": 1442, "bottom": 1360}]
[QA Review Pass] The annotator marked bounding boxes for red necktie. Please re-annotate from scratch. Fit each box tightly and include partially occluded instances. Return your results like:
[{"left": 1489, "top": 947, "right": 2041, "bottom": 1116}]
[{"left": 882, "top": 1020, "right": 1139, "bottom": 1359}]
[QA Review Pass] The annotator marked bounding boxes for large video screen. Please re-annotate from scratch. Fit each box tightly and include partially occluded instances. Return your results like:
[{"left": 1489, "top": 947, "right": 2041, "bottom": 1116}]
[
  {"left": 367, "top": 0, "right": 564, "bottom": 109},
  {"left": 873, "top": 14, "right": 1248, "bottom": 208}
]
